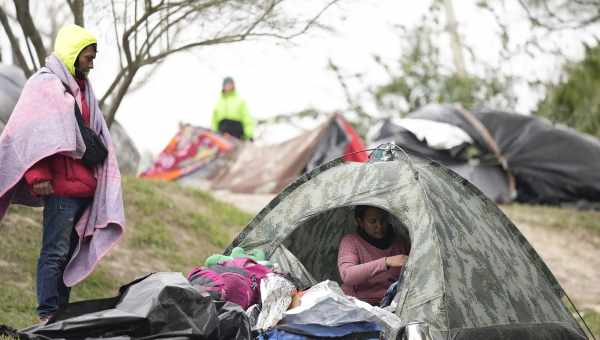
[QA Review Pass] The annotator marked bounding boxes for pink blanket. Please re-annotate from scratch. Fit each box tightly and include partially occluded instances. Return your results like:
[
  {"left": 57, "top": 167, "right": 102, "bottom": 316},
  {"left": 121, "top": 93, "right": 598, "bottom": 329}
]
[{"left": 0, "top": 54, "right": 125, "bottom": 286}]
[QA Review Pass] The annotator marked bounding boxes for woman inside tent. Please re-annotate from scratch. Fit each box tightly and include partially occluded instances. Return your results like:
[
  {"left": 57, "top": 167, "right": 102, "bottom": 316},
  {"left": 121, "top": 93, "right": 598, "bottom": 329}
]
[{"left": 337, "top": 205, "right": 410, "bottom": 305}]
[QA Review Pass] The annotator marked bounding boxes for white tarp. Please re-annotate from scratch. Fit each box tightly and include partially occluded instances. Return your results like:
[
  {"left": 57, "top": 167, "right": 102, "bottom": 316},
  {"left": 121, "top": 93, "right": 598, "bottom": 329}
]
[
  {"left": 283, "top": 280, "right": 402, "bottom": 338},
  {"left": 394, "top": 118, "right": 473, "bottom": 150}
]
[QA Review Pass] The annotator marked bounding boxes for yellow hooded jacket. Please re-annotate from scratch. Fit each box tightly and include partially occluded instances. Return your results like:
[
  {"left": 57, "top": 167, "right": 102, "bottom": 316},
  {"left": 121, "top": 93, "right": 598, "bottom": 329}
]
[
  {"left": 53, "top": 24, "right": 97, "bottom": 76},
  {"left": 211, "top": 91, "right": 255, "bottom": 139}
]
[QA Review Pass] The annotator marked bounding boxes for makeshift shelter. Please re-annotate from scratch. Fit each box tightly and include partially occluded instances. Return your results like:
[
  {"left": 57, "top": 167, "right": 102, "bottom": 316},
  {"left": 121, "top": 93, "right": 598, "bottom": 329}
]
[
  {"left": 140, "top": 124, "right": 235, "bottom": 180},
  {"left": 225, "top": 144, "right": 588, "bottom": 339},
  {"left": 141, "top": 113, "right": 368, "bottom": 194},
  {"left": 370, "top": 104, "right": 600, "bottom": 206}
]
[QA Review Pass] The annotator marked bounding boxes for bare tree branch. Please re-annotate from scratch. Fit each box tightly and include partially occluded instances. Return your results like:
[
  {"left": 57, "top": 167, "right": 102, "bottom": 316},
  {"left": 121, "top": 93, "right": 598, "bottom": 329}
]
[
  {"left": 0, "top": 5, "right": 32, "bottom": 76},
  {"left": 127, "top": 60, "right": 165, "bottom": 94},
  {"left": 327, "top": 58, "right": 373, "bottom": 121},
  {"left": 100, "top": 0, "right": 339, "bottom": 125},
  {"left": 99, "top": 66, "right": 130, "bottom": 107},
  {"left": 104, "top": 69, "right": 137, "bottom": 126},
  {"left": 110, "top": 0, "right": 125, "bottom": 69},
  {"left": 66, "top": 0, "right": 85, "bottom": 26},
  {"left": 517, "top": 0, "right": 600, "bottom": 31},
  {"left": 13, "top": 0, "right": 46, "bottom": 67}
]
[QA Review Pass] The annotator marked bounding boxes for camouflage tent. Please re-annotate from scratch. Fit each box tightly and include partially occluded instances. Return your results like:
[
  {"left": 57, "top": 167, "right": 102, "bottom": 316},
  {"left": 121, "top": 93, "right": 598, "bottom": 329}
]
[{"left": 225, "top": 145, "right": 588, "bottom": 339}]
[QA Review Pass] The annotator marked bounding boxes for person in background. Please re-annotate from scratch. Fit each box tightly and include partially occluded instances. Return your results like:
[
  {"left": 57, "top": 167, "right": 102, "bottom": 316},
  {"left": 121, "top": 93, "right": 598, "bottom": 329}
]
[
  {"left": 0, "top": 24, "right": 125, "bottom": 324},
  {"left": 337, "top": 205, "right": 410, "bottom": 305},
  {"left": 211, "top": 77, "right": 255, "bottom": 141}
]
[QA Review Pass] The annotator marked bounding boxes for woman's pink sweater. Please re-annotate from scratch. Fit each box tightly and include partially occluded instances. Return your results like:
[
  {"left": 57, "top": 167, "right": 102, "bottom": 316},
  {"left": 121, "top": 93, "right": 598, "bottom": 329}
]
[{"left": 337, "top": 233, "right": 409, "bottom": 305}]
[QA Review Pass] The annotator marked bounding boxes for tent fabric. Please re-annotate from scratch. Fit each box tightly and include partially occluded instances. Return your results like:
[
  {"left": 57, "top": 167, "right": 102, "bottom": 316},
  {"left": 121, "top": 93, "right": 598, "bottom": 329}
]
[
  {"left": 19, "top": 272, "right": 251, "bottom": 340},
  {"left": 393, "top": 118, "right": 473, "bottom": 150},
  {"left": 369, "top": 122, "right": 512, "bottom": 203},
  {"left": 144, "top": 114, "right": 368, "bottom": 194},
  {"left": 224, "top": 147, "right": 587, "bottom": 339},
  {"left": 140, "top": 125, "right": 234, "bottom": 181},
  {"left": 209, "top": 121, "right": 326, "bottom": 194},
  {"left": 407, "top": 104, "right": 600, "bottom": 204},
  {"left": 207, "top": 114, "right": 367, "bottom": 194}
]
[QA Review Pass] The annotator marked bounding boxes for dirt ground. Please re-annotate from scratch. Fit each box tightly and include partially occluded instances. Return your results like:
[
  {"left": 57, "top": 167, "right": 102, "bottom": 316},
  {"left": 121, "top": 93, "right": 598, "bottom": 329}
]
[
  {"left": 203, "top": 189, "right": 600, "bottom": 314},
  {"left": 516, "top": 222, "right": 600, "bottom": 313}
]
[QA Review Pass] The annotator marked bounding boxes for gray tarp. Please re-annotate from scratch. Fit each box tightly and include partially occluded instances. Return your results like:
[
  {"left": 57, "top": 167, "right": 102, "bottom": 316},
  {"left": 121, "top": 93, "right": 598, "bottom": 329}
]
[
  {"left": 208, "top": 114, "right": 360, "bottom": 194},
  {"left": 408, "top": 104, "right": 600, "bottom": 205}
]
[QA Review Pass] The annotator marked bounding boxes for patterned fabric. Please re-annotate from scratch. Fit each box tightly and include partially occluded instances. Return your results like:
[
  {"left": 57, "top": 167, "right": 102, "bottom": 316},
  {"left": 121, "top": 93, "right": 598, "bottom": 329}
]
[
  {"left": 140, "top": 126, "right": 234, "bottom": 180},
  {"left": 224, "top": 148, "right": 587, "bottom": 339}
]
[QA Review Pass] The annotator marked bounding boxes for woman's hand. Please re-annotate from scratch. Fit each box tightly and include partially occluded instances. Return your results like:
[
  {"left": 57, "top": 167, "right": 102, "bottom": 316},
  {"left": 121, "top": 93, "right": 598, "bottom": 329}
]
[{"left": 385, "top": 255, "right": 408, "bottom": 268}]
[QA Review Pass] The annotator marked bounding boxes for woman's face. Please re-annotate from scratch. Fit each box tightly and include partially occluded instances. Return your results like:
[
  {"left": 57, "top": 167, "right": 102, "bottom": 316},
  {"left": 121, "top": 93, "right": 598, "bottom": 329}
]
[{"left": 357, "top": 207, "right": 387, "bottom": 239}]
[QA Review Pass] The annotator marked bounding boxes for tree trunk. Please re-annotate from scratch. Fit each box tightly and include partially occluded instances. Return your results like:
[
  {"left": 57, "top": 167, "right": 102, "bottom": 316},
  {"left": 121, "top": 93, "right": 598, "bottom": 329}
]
[
  {"left": 13, "top": 0, "right": 47, "bottom": 68},
  {"left": 443, "top": 0, "right": 467, "bottom": 77},
  {"left": 67, "top": 0, "right": 85, "bottom": 27},
  {"left": 104, "top": 67, "right": 138, "bottom": 127},
  {"left": 0, "top": 6, "right": 32, "bottom": 76}
]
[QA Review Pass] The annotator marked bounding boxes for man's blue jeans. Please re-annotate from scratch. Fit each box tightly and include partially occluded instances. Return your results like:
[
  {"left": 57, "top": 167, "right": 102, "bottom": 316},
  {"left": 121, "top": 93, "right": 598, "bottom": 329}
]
[{"left": 36, "top": 196, "right": 90, "bottom": 318}]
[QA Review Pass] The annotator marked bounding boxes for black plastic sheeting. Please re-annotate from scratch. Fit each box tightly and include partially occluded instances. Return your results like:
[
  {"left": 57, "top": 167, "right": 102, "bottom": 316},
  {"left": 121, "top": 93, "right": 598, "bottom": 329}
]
[
  {"left": 373, "top": 104, "right": 600, "bottom": 205},
  {"left": 372, "top": 123, "right": 512, "bottom": 204},
  {"left": 304, "top": 117, "right": 349, "bottom": 173},
  {"left": 17, "top": 272, "right": 251, "bottom": 340}
]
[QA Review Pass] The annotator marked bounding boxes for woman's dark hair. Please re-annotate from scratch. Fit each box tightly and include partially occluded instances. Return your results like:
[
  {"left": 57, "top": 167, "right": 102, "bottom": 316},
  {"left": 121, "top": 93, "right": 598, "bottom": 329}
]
[{"left": 354, "top": 205, "right": 371, "bottom": 220}]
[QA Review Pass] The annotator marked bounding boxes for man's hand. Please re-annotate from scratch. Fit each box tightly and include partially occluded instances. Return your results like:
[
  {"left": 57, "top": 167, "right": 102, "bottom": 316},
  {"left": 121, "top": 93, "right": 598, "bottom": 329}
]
[
  {"left": 385, "top": 255, "right": 408, "bottom": 268},
  {"left": 32, "top": 181, "right": 53, "bottom": 196}
]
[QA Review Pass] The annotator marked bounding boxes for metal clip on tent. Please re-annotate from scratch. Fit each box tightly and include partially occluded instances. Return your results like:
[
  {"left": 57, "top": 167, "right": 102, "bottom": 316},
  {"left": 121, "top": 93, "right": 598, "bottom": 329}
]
[
  {"left": 367, "top": 142, "right": 416, "bottom": 163},
  {"left": 368, "top": 142, "right": 404, "bottom": 162},
  {"left": 402, "top": 321, "right": 433, "bottom": 340}
]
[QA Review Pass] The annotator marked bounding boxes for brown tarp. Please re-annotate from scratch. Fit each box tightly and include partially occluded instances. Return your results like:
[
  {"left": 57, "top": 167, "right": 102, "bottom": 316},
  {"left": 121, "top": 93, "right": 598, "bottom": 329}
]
[{"left": 209, "top": 123, "right": 327, "bottom": 194}]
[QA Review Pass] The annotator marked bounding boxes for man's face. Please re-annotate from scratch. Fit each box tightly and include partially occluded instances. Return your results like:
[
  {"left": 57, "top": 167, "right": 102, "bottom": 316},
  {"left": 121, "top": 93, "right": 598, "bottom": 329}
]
[
  {"left": 223, "top": 81, "right": 234, "bottom": 93},
  {"left": 76, "top": 45, "right": 96, "bottom": 76}
]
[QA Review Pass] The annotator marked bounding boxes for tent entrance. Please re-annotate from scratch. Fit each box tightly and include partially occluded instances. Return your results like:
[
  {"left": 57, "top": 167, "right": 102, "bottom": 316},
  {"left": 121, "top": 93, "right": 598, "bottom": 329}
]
[{"left": 280, "top": 205, "right": 410, "bottom": 287}]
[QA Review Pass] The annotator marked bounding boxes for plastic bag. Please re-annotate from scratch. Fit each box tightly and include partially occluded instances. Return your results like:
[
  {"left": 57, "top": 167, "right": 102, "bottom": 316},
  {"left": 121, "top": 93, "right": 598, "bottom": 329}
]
[
  {"left": 254, "top": 273, "right": 296, "bottom": 330},
  {"left": 283, "top": 280, "right": 402, "bottom": 339}
]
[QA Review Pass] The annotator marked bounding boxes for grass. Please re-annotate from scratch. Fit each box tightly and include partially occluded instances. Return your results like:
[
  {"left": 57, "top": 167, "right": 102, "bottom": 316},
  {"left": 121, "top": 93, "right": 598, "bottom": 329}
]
[
  {"left": 501, "top": 203, "right": 600, "bottom": 237},
  {"left": 0, "top": 176, "right": 251, "bottom": 330},
  {"left": 581, "top": 309, "right": 600, "bottom": 339}
]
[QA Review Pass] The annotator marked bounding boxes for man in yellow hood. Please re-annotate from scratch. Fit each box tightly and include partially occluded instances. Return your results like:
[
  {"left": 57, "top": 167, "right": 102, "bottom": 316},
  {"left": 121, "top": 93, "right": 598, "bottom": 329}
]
[{"left": 2, "top": 24, "right": 125, "bottom": 324}]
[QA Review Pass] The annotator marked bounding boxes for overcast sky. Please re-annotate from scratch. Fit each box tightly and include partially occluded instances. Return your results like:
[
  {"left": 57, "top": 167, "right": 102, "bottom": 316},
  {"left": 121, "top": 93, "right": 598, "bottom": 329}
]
[
  {"left": 90, "top": 1, "right": 430, "bottom": 154},
  {"left": 2, "top": 1, "right": 594, "bottom": 155}
]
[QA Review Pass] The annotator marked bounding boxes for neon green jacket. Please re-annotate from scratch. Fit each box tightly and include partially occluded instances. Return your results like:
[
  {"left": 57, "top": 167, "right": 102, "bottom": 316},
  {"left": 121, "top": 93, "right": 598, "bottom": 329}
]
[
  {"left": 53, "top": 24, "right": 96, "bottom": 76},
  {"left": 211, "top": 91, "right": 254, "bottom": 139}
]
